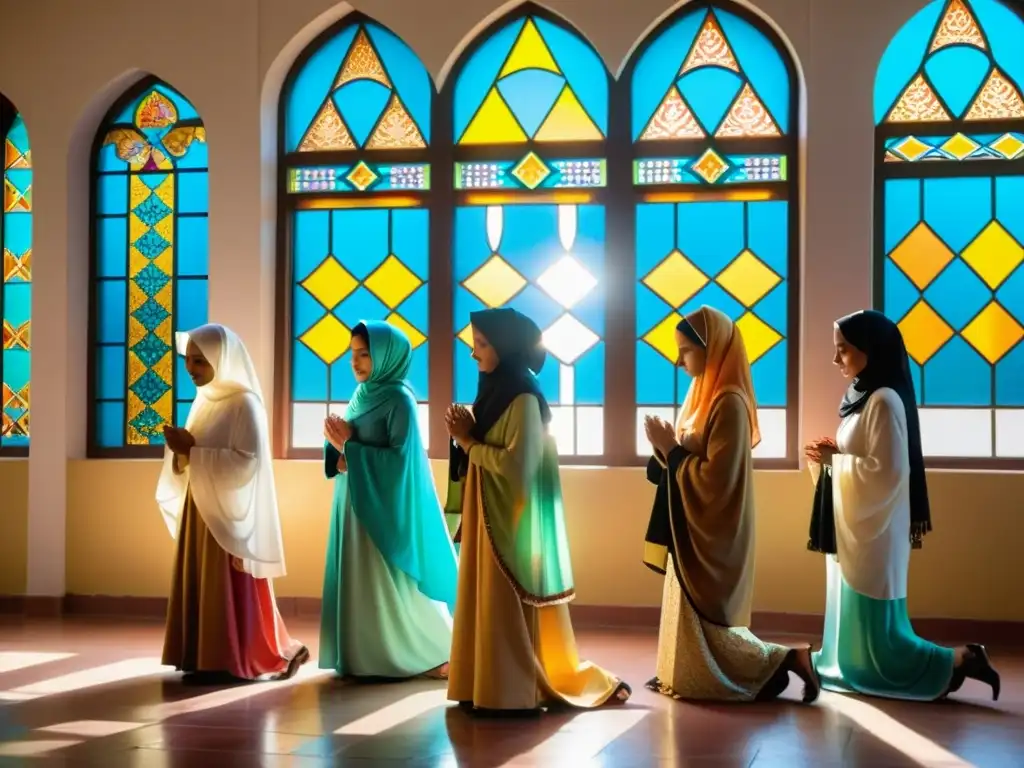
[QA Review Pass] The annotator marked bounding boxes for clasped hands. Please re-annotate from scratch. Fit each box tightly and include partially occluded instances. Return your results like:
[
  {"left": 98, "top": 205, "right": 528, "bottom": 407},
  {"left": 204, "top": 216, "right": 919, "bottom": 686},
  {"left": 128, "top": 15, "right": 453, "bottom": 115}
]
[
  {"left": 445, "top": 404, "right": 475, "bottom": 450},
  {"left": 644, "top": 415, "right": 700, "bottom": 458},
  {"left": 162, "top": 425, "right": 195, "bottom": 456},
  {"left": 804, "top": 436, "right": 839, "bottom": 466},
  {"left": 324, "top": 414, "right": 352, "bottom": 452}
]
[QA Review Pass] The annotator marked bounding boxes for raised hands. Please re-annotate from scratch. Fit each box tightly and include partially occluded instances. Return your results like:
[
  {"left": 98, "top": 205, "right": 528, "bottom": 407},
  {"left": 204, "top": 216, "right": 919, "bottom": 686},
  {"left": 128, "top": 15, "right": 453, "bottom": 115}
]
[
  {"left": 163, "top": 425, "right": 196, "bottom": 456},
  {"left": 804, "top": 436, "right": 839, "bottom": 465},
  {"left": 324, "top": 414, "right": 352, "bottom": 452},
  {"left": 644, "top": 415, "right": 678, "bottom": 458},
  {"left": 446, "top": 404, "right": 475, "bottom": 444}
]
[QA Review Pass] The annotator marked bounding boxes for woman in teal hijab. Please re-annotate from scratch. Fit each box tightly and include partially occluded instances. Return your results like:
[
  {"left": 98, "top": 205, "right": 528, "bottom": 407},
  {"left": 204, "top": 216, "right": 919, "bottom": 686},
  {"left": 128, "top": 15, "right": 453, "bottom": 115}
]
[{"left": 320, "top": 320, "right": 457, "bottom": 679}]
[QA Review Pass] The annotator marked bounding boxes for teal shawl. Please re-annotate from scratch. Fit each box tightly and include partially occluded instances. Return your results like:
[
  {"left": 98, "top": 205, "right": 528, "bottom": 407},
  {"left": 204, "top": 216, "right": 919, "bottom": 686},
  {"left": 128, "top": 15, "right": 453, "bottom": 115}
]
[{"left": 323, "top": 320, "right": 457, "bottom": 612}]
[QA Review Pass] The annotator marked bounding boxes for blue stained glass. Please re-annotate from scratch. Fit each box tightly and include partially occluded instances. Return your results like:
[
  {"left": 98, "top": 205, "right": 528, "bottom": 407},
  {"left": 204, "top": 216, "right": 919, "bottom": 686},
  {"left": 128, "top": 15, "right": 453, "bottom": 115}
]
[
  {"left": 635, "top": 284, "right": 673, "bottom": 337},
  {"left": 332, "top": 209, "right": 388, "bottom": 280},
  {"left": 499, "top": 205, "right": 560, "bottom": 280},
  {"left": 924, "top": 47, "right": 990, "bottom": 118},
  {"left": 334, "top": 286, "right": 389, "bottom": 329},
  {"left": 924, "top": 337, "right": 991, "bottom": 405},
  {"left": 635, "top": 203, "right": 675, "bottom": 276},
  {"left": 365, "top": 23, "right": 433, "bottom": 143},
  {"left": 677, "top": 202, "right": 744, "bottom": 277},
  {"left": 333, "top": 80, "right": 392, "bottom": 147},
  {"left": 176, "top": 402, "right": 192, "bottom": 428},
  {"left": 176, "top": 139, "right": 208, "bottom": 170},
  {"left": 996, "top": 342, "right": 1024, "bottom": 405},
  {"left": 910, "top": 359, "right": 923, "bottom": 402},
  {"left": 535, "top": 358, "right": 559, "bottom": 402},
  {"left": 923, "top": 177, "right": 990, "bottom": 253},
  {"left": 533, "top": 17, "right": 609, "bottom": 135},
  {"left": 285, "top": 25, "right": 359, "bottom": 152},
  {"left": 571, "top": 285, "right": 605, "bottom": 337},
  {"left": 715, "top": 9, "right": 790, "bottom": 132},
  {"left": 1, "top": 213, "right": 29, "bottom": 255},
  {"left": 175, "top": 356, "right": 197, "bottom": 400},
  {"left": 455, "top": 344, "right": 480, "bottom": 403},
  {"left": 177, "top": 217, "right": 209, "bottom": 276},
  {"left": 635, "top": 344, "right": 675, "bottom": 404},
  {"left": 629, "top": 11, "right": 705, "bottom": 140},
  {"left": 331, "top": 353, "right": 355, "bottom": 401},
  {"left": 397, "top": 283, "right": 429, "bottom": 332},
  {"left": 453, "top": 18, "right": 524, "bottom": 141},
  {"left": 497, "top": 70, "right": 565, "bottom": 137},
  {"left": 293, "top": 211, "right": 330, "bottom": 280},
  {"left": 391, "top": 209, "right": 429, "bottom": 279},
  {"left": 996, "top": 263, "right": 1024, "bottom": 323},
  {"left": 747, "top": 201, "right": 788, "bottom": 277},
  {"left": 924, "top": 259, "right": 991, "bottom": 331},
  {"left": 970, "top": 0, "right": 1024, "bottom": 93},
  {"left": 884, "top": 258, "right": 921, "bottom": 323},
  {"left": 873, "top": 1, "right": 943, "bottom": 123},
  {"left": 96, "top": 346, "right": 125, "bottom": 401},
  {"left": 96, "top": 143, "right": 127, "bottom": 172},
  {"left": 175, "top": 279, "right": 208, "bottom": 332},
  {"left": 574, "top": 204, "right": 605, "bottom": 273},
  {"left": 2, "top": 284, "right": 29, "bottom": 328},
  {"left": 677, "top": 68, "right": 743, "bottom": 134},
  {"left": 154, "top": 84, "right": 199, "bottom": 121},
  {"left": 97, "top": 281, "right": 126, "bottom": 343},
  {"left": 292, "top": 342, "right": 328, "bottom": 401},
  {"left": 751, "top": 342, "right": 786, "bottom": 407},
  {"left": 96, "top": 218, "right": 127, "bottom": 278},
  {"left": 454, "top": 287, "right": 487, "bottom": 332},
  {"left": 97, "top": 175, "right": 128, "bottom": 215},
  {"left": 575, "top": 343, "right": 604, "bottom": 404},
  {"left": 682, "top": 281, "right": 745, "bottom": 320},
  {"left": 884, "top": 179, "right": 921, "bottom": 253},
  {"left": 505, "top": 284, "right": 561, "bottom": 330},
  {"left": 408, "top": 344, "right": 429, "bottom": 398},
  {"left": 995, "top": 177, "right": 1024, "bottom": 244},
  {"left": 96, "top": 402, "right": 126, "bottom": 448},
  {"left": 176, "top": 172, "right": 209, "bottom": 214},
  {"left": 454, "top": 206, "right": 490, "bottom": 281},
  {"left": 294, "top": 286, "right": 326, "bottom": 336},
  {"left": 752, "top": 281, "right": 787, "bottom": 336}
]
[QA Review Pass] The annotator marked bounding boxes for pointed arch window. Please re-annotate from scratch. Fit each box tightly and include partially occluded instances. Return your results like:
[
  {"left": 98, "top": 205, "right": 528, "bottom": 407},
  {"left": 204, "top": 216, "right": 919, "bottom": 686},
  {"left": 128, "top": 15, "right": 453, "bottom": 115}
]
[
  {"left": 624, "top": 2, "right": 799, "bottom": 462},
  {"left": 278, "top": 15, "right": 434, "bottom": 456},
  {"left": 1, "top": 96, "right": 31, "bottom": 455},
  {"left": 875, "top": 0, "right": 1024, "bottom": 464},
  {"left": 88, "top": 78, "right": 209, "bottom": 457},
  {"left": 441, "top": 7, "right": 611, "bottom": 460}
]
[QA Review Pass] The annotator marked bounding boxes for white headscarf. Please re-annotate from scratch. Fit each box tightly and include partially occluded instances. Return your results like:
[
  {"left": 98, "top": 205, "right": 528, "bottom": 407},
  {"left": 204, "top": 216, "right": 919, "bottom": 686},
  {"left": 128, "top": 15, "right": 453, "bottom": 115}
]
[{"left": 155, "top": 324, "right": 286, "bottom": 579}]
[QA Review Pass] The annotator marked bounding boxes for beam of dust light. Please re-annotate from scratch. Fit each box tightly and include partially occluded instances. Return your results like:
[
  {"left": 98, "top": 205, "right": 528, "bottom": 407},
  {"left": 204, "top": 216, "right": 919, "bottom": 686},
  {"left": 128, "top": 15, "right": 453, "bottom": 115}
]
[
  {"left": 503, "top": 708, "right": 649, "bottom": 765},
  {"left": 0, "top": 651, "right": 75, "bottom": 674},
  {"left": 0, "top": 739, "right": 83, "bottom": 757},
  {"left": 820, "top": 691, "right": 976, "bottom": 767},
  {"left": 0, "top": 658, "right": 163, "bottom": 699},
  {"left": 334, "top": 689, "right": 448, "bottom": 736}
]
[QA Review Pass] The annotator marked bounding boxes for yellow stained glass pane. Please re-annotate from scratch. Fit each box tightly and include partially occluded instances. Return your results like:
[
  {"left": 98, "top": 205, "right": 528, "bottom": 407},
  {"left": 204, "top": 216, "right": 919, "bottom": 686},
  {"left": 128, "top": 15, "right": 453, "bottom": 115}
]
[
  {"left": 153, "top": 350, "right": 173, "bottom": 387},
  {"left": 716, "top": 84, "right": 780, "bottom": 137},
  {"left": 299, "top": 101, "right": 356, "bottom": 152},
  {"left": 346, "top": 162, "right": 379, "bottom": 191},
  {"left": 929, "top": 0, "right": 986, "bottom": 53},
  {"left": 887, "top": 75, "right": 950, "bottom": 123},
  {"left": 716, "top": 251, "right": 782, "bottom": 307},
  {"left": 4, "top": 139, "right": 27, "bottom": 170},
  {"left": 462, "top": 256, "right": 527, "bottom": 307},
  {"left": 680, "top": 14, "right": 739, "bottom": 74},
  {"left": 364, "top": 255, "right": 423, "bottom": 309},
  {"left": 643, "top": 312, "right": 684, "bottom": 363},
  {"left": 965, "top": 69, "right": 1024, "bottom": 121},
  {"left": 691, "top": 149, "right": 729, "bottom": 183},
  {"left": 386, "top": 312, "right": 426, "bottom": 350},
  {"left": 457, "top": 323, "right": 475, "bottom": 349},
  {"left": 162, "top": 126, "right": 206, "bottom": 159},
  {"left": 365, "top": 95, "right": 426, "bottom": 150},
  {"left": 510, "top": 152, "right": 551, "bottom": 189},
  {"left": 990, "top": 133, "right": 1024, "bottom": 160},
  {"left": 459, "top": 89, "right": 528, "bottom": 145},
  {"left": 301, "top": 257, "right": 358, "bottom": 310},
  {"left": 941, "top": 133, "right": 980, "bottom": 159},
  {"left": 534, "top": 86, "right": 603, "bottom": 142},
  {"left": 300, "top": 314, "right": 352, "bottom": 365},
  {"left": 735, "top": 312, "right": 781, "bottom": 363},
  {"left": 898, "top": 301, "right": 953, "bottom": 364},
  {"left": 3, "top": 247, "right": 31, "bottom": 281},
  {"left": 641, "top": 87, "right": 705, "bottom": 140},
  {"left": 335, "top": 28, "right": 392, "bottom": 89},
  {"left": 499, "top": 19, "right": 561, "bottom": 78},
  {"left": 136, "top": 91, "right": 177, "bottom": 129},
  {"left": 961, "top": 222, "right": 1024, "bottom": 289},
  {"left": 961, "top": 302, "right": 1024, "bottom": 363},
  {"left": 889, "top": 224, "right": 954, "bottom": 290},
  {"left": 643, "top": 250, "right": 708, "bottom": 308},
  {"left": 2, "top": 320, "right": 29, "bottom": 351},
  {"left": 894, "top": 136, "right": 931, "bottom": 161}
]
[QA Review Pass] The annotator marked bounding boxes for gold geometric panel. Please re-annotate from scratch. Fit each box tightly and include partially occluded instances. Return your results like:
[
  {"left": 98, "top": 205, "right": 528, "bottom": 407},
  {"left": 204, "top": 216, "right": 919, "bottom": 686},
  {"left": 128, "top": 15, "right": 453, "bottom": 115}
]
[
  {"left": 346, "top": 161, "right": 379, "bottom": 191},
  {"left": 364, "top": 255, "right": 423, "bottom": 309},
  {"left": 335, "top": 29, "right": 392, "bottom": 89},
  {"left": 887, "top": 75, "right": 950, "bottom": 123},
  {"left": 365, "top": 95, "right": 426, "bottom": 150},
  {"left": 898, "top": 301, "right": 953, "bottom": 364},
  {"left": 462, "top": 256, "right": 527, "bottom": 307},
  {"left": 499, "top": 19, "right": 561, "bottom": 78},
  {"left": 961, "top": 302, "right": 1024, "bottom": 363},
  {"left": 643, "top": 312, "right": 684, "bottom": 363},
  {"left": 692, "top": 149, "right": 729, "bottom": 183},
  {"left": 940, "top": 133, "right": 979, "bottom": 160},
  {"left": 299, "top": 101, "right": 356, "bottom": 152},
  {"left": 965, "top": 69, "right": 1024, "bottom": 121},
  {"left": 893, "top": 136, "right": 931, "bottom": 161},
  {"left": 889, "top": 224, "right": 955, "bottom": 290},
  {"left": 2, "top": 319, "right": 29, "bottom": 351},
  {"left": 642, "top": 250, "right": 708, "bottom": 309},
  {"left": 301, "top": 257, "right": 358, "bottom": 310},
  {"left": 716, "top": 250, "right": 782, "bottom": 307},
  {"left": 929, "top": 0, "right": 986, "bottom": 52},
  {"left": 3, "top": 248, "right": 30, "bottom": 282},
  {"left": 386, "top": 312, "right": 426, "bottom": 350},
  {"left": 456, "top": 323, "right": 475, "bottom": 349},
  {"left": 991, "top": 133, "right": 1024, "bottom": 160},
  {"left": 511, "top": 152, "right": 551, "bottom": 189},
  {"left": 961, "top": 222, "right": 1024, "bottom": 289},
  {"left": 300, "top": 314, "right": 353, "bottom": 365},
  {"left": 641, "top": 87, "right": 705, "bottom": 140},
  {"left": 680, "top": 14, "right": 739, "bottom": 74},
  {"left": 735, "top": 312, "right": 781, "bottom": 363},
  {"left": 715, "top": 84, "right": 780, "bottom": 138}
]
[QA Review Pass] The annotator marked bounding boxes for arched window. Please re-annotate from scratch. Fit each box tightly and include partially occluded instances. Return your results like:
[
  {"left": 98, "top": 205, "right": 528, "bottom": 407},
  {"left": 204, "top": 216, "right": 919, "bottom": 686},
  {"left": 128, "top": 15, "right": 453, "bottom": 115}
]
[
  {"left": 279, "top": 14, "right": 433, "bottom": 457},
  {"left": 88, "top": 78, "right": 209, "bottom": 457},
  {"left": 1, "top": 95, "right": 31, "bottom": 455},
  {"left": 875, "top": 0, "right": 1024, "bottom": 464},
  {"left": 623, "top": 1, "right": 799, "bottom": 463},
  {"left": 442, "top": 6, "right": 611, "bottom": 460}
]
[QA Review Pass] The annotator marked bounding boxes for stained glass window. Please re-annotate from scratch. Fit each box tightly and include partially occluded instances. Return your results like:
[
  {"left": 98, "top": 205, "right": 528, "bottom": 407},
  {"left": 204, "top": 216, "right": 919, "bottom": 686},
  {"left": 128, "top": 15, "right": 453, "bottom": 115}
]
[
  {"left": 875, "top": 0, "right": 1024, "bottom": 461},
  {"left": 1, "top": 96, "right": 31, "bottom": 454},
  {"left": 628, "top": 4, "right": 797, "bottom": 459},
  {"left": 449, "top": 12, "right": 609, "bottom": 457},
  {"left": 89, "top": 80, "right": 209, "bottom": 454},
  {"left": 282, "top": 16, "right": 432, "bottom": 452}
]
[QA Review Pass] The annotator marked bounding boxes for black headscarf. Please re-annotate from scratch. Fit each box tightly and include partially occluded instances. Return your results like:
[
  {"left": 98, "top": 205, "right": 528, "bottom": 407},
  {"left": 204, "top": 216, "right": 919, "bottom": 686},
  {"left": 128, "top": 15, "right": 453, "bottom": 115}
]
[
  {"left": 448, "top": 308, "right": 551, "bottom": 483},
  {"left": 836, "top": 310, "right": 931, "bottom": 547}
]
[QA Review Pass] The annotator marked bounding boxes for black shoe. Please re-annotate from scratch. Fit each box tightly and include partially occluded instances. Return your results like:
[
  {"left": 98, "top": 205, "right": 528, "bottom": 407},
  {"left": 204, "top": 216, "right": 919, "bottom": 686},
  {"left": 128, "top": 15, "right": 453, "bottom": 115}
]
[{"left": 962, "top": 644, "right": 1000, "bottom": 701}]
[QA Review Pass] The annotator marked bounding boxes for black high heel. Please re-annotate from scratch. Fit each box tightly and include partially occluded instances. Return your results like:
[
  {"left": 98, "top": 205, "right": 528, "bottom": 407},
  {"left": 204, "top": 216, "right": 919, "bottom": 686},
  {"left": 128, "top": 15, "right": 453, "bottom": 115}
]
[{"left": 962, "top": 644, "right": 1001, "bottom": 701}]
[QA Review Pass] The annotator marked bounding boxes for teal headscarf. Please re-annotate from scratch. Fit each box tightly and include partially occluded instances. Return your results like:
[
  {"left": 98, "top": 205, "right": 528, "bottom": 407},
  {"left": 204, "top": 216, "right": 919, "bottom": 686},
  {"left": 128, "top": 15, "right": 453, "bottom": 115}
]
[{"left": 345, "top": 320, "right": 414, "bottom": 422}]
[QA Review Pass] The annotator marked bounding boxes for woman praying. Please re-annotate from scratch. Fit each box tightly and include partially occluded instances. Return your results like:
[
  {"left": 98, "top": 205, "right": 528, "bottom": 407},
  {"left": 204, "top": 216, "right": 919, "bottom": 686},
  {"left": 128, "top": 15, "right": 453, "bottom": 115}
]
[
  {"left": 445, "top": 307, "right": 630, "bottom": 713},
  {"left": 806, "top": 310, "right": 1000, "bottom": 701},
  {"left": 643, "top": 306, "right": 819, "bottom": 703},
  {"left": 156, "top": 323, "right": 308, "bottom": 682},
  {"left": 320, "top": 321, "right": 456, "bottom": 680}
]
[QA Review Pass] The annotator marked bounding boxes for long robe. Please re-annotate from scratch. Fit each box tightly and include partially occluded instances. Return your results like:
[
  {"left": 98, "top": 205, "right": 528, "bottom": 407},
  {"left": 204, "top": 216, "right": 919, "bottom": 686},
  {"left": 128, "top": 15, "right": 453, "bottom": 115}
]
[
  {"left": 813, "top": 388, "right": 954, "bottom": 699},
  {"left": 447, "top": 394, "right": 624, "bottom": 710},
  {"left": 647, "top": 392, "right": 789, "bottom": 701},
  {"left": 319, "top": 390, "right": 456, "bottom": 678}
]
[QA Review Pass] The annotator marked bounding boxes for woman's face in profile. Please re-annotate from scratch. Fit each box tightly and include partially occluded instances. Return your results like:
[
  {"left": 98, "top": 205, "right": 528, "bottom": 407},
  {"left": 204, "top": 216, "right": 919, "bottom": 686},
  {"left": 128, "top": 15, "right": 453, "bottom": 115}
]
[
  {"left": 471, "top": 327, "right": 499, "bottom": 373},
  {"left": 833, "top": 325, "right": 868, "bottom": 379},
  {"left": 184, "top": 340, "right": 215, "bottom": 387},
  {"left": 675, "top": 331, "right": 706, "bottom": 377},
  {"left": 350, "top": 334, "right": 372, "bottom": 383}
]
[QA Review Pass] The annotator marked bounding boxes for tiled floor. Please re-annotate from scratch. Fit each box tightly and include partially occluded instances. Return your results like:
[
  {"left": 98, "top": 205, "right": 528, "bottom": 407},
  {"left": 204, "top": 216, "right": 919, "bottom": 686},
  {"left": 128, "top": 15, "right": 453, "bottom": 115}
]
[{"left": 0, "top": 617, "right": 1020, "bottom": 767}]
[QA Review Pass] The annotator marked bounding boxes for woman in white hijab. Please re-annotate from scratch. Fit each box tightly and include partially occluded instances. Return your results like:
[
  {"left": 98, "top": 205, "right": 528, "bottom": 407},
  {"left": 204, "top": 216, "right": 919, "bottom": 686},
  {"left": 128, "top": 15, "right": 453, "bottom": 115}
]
[{"left": 156, "top": 323, "right": 308, "bottom": 681}]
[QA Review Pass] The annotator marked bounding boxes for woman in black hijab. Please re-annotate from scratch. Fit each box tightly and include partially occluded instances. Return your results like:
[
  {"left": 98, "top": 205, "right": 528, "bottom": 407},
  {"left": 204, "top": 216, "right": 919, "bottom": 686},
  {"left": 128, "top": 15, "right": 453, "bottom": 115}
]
[
  {"left": 444, "top": 308, "right": 630, "bottom": 714},
  {"left": 805, "top": 310, "right": 1000, "bottom": 701}
]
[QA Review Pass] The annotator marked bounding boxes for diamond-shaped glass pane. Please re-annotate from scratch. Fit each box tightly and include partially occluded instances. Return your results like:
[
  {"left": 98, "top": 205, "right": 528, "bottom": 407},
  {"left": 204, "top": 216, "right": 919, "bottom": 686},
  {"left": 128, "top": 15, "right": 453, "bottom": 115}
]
[
  {"left": 734, "top": 312, "right": 781, "bottom": 362},
  {"left": 691, "top": 149, "right": 729, "bottom": 183},
  {"left": 347, "top": 161, "right": 379, "bottom": 191},
  {"left": 941, "top": 133, "right": 979, "bottom": 160},
  {"left": 536, "top": 256, "right": 597, "bottom": 309},
  {"left": 961, "top": 222, "right": 1024, "bottom": 290},
  {"left": 715, "top": 250, "right": 781, "bottom": 307},
  {"left": 364, "top": 255, "right": 422, "bottom": 309},
  {"left": 898, "top": 301, "right": 954, "bottom": 364},
  {"left": 642, "top": 251, "right": 708, "bottom": 309},
  {"left": 543, "top": 314, "right": 599, "bottom": 364},
  {"left": 300, "top": 314, "right": 352, "bottom": 364},
  {"left": 889, "top": 224, "right": 955, "bottom": 290},
  {"left": 462, "top": 256, "right": 527, "bottom": 307},
  {"left": 642, "top": 312, "right": 683, "bottom": 363},
  {"left": 991, "top": 133, "right": 1024, "bottom": 160},
  {"left": 894, "top": 136, "right": 931, "bottom": 161},
  {"left": 386, "top": 312, "right": 426, "bottom": 349},
  {"left": 301, "top": 257, "right": 359, "bottom": 310},
  {"left": 511, "top": 152, "right": 551, "bottom": 189},
  {"left": 961, "top": 302, "right": 1024, "bottom": 363}
]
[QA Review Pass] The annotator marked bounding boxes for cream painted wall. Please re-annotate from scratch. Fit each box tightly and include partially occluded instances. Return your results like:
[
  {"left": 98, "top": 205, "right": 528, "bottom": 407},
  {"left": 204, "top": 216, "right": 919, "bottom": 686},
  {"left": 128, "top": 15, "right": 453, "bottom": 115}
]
[{"left": 2, "top": 0, "right": 1022, "bottom": 618}]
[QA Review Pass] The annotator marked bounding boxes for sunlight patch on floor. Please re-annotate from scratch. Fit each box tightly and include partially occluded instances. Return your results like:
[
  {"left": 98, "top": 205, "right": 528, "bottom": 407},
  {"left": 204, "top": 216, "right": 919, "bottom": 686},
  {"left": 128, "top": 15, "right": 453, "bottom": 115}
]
[
  {"left": 0, "top": 651, "right": 76, "bottom": 674},
  {"left": 0, "top": 658, "right": 162, "bottom": 699},
  {"left": 334, "top": 689, "right": 448, "bottom": 736}
]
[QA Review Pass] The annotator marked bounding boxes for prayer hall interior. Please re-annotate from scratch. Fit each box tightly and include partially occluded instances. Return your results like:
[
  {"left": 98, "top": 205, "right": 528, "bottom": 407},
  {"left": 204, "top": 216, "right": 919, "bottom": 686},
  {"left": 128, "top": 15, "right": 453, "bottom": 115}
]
[{"left": 2, "top": 0, "right": 1024, "bottom": 764}]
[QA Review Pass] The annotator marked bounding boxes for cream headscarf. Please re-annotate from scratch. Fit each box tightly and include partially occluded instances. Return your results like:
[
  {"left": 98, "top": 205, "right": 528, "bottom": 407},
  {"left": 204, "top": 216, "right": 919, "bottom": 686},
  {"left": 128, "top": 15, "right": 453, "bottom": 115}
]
[
  {"left": 676, "top": 306, "right": 761, "bottom": 449},
  {"left": 154, "top": 324, "right": 286, "bottom": 579}
]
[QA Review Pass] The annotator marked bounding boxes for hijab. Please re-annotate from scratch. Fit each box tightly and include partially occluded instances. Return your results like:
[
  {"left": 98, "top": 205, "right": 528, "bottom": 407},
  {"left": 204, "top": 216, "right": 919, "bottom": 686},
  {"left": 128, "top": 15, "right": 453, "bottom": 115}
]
[
  {"left": 179, "top": 323, "right": 263, "bottom": 410},
  {"left": 449, "top": 308, "right": 551, "bottom": 481},
  {"left": 345, "top": 321, "right": 415, "bottom": 422},
  {"left": 676, "top": 306, "right": 760, "bottom": 449},
  {"left": 835, "top": 310, "right": 931, "bottom": 546}
]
